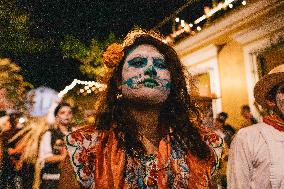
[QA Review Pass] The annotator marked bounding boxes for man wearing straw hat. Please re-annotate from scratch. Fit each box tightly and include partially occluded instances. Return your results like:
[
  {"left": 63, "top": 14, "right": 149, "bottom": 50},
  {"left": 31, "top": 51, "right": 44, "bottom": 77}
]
[{"left": 227, "top": 64, "right": 284, "bottom": 189}]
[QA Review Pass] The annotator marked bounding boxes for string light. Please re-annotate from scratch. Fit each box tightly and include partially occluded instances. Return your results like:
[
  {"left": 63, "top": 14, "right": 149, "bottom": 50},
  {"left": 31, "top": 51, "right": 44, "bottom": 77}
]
[
  {"left": 194, "top": 15, "right": 206, "bottom": 25},
  {"left": 19, "top": 117, "right": 26, "bottom": 124},
  {"left": 58, "top": 79, "right": 107, "bottom": 98},
  {"left": 180, "top": 19, "right": 185, "bottom": 27},
  {"left": 164, "top": 0, "right": 241, "bottom": 41},
  {"left": 184, "top": 24, "right": 191, "bottom": 32}
]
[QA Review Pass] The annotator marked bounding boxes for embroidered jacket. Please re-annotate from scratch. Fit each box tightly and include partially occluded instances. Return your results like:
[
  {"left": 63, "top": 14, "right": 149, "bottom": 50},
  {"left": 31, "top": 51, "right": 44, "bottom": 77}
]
[{"left": 66, "top": 125, "right": 223, "bottom": 189}]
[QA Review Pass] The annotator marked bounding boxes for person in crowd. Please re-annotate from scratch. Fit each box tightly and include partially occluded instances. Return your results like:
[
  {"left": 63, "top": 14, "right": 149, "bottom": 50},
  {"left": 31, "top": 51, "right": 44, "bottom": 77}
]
[
  {"left": 5, "top": 112, "right": 25, "bottom": 188},
  {"left": 240, "top": 104, "right": 258, "bottom": 127},
  {"left": 59, "top": 29, "right": 223, "bottom": 188},
  {"left": 0, "top": 110, "right": 11, "bottom": 188},
  {"left": 212, "top": 112, "right": 235, "bottom": 189},
  {"left": 214, "top": 112, "right": 235, "bottom": 147},
  {"left": 0, "top": 111, "right": 23, "bottom": 188},
  {"left": 8, "top": 116, "right": 49, "bottom": 189},
  {"left": 39, "top": 103, "right": 73, "bottom": 188},
  {"left": 227, "top": 64, "right": 284, "bottom": 188},
  {"left": 0, "top": 110, "right": 11, "bottom": 134}
]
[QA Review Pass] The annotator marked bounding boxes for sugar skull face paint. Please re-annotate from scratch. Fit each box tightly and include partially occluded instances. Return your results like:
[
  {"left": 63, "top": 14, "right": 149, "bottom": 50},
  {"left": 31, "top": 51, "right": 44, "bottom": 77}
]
[{"left": 121, "top": 44, "right": 171, "bottom": 104}]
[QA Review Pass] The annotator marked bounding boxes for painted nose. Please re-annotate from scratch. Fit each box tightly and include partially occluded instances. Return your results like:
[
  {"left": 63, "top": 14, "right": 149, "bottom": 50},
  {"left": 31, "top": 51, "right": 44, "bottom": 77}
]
[{"left": 144, "top": 66, "right": 157, "bottom": 77}]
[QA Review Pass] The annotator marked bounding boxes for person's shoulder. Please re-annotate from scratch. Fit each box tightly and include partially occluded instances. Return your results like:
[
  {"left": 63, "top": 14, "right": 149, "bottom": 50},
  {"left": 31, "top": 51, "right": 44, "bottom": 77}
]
[
  {"left": 66, "top": 126, "right": 101, "bottom": 148},
  {"left": 234, "top": 123, "right": 264, "bottom": 141},
  {"left": 65, "top": 126, "right": 99, "bottom": 187},
  {"left": 42, "top": 129, "right": 52, "bottom": 137}
]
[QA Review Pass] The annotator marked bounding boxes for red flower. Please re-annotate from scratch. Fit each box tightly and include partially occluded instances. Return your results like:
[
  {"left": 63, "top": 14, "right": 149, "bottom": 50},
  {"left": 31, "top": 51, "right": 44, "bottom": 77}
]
[
  {"left": 205, "top": 133, "right": 219, "bottom": 143},
  {"left": 82, "top": 165, "right": 91, "bottom": 176},
  {"left": 147, "top": 177, "right": 157, "bottom": 186},
  {"left": 78, "top": 147, "right": 89, "bottom": 164},
  {"left": 71, "top": 132, "right": 84, "bottom": 143},
  {"left": 85, "top": 134, "right": 92, "bottom": 141}
]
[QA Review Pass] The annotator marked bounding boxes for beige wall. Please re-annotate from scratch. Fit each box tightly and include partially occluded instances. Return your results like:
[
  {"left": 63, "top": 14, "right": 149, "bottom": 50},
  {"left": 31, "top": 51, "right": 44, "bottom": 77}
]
[{"left": 218, "top": 40, "right": 248, "bottom": 129}]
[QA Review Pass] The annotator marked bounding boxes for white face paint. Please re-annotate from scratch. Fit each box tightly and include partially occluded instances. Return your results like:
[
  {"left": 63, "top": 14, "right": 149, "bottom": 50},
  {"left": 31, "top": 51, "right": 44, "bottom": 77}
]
[
  {"left": 121, "top": 44, "right": 171, "bottom": 104},
  {"left": 276, "top": 84, "right": 284, "bottom": 116}
]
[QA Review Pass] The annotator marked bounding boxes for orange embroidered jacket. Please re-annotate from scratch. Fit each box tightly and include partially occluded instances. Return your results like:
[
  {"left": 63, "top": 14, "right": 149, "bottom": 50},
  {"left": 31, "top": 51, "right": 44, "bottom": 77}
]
[{"left": 65, "top": 125, "right": 223, "bottom": 189}]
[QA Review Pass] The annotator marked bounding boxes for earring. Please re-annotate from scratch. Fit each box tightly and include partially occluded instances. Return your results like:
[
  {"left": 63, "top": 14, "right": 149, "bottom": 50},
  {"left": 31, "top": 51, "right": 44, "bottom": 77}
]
[{"left": 116, "top": 93, "right": 123, "bottom": 100}]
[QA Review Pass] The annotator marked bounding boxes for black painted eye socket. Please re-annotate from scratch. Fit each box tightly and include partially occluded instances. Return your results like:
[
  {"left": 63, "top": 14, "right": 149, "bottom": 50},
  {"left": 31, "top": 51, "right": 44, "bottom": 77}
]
[
  {"left": 155, "top": 62, "right": 166, "bottom": 69},
  {"left": 153, "top": 58, "right": 167, "bottom": 70},
  {"left": 128, "top": 57, "right": 147, "bottom": 68},
  {"left": 133, "top": 61, "right": 144, "bottom": 66},
  {"left": 278, "top": 86, "right": 284, "bottom": 93}
]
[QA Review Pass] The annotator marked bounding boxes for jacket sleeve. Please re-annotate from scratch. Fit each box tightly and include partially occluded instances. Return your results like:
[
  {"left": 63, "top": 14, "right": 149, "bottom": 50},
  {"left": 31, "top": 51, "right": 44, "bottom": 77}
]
[
  {"left": 59, "top": 155, "right": 83, "bottom": 189},
  {"left": 197, "top": 124, "right": 224, "bottom": 175},
  {"left": 63, "top": 129, "right": 98, "bottom": 188},
  {"left": 227, "top": 129, "right": 253, "bottom": 189}
]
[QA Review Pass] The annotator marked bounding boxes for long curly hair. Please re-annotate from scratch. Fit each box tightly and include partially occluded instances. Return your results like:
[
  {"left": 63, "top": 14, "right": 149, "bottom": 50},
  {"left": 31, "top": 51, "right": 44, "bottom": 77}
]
[{"left": 96, "top": 34, "right": 211, "bottom": 160}]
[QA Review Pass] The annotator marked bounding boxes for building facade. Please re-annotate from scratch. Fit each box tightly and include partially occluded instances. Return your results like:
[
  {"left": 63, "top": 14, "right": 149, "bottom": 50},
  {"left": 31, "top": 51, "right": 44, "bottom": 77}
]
[{"left": 174, "top": 0, "right": 284, "bottom": 128}]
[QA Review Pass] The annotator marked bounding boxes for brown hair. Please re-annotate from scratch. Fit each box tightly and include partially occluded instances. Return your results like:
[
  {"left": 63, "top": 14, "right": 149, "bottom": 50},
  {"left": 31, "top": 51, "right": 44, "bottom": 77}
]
[{"left": 96, "top": 35, "right": 211, "bottom": 159}]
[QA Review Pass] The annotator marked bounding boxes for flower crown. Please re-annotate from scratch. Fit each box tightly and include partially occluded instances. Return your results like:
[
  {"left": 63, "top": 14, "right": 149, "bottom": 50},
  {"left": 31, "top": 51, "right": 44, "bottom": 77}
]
[{"left": 102, "top": 29, "right": 165, "bottom": 69}]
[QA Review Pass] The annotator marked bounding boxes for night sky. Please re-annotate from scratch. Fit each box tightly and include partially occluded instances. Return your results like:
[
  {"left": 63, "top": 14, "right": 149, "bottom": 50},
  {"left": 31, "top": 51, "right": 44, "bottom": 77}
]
[{"left": 13, "top": 0, "right": 210, "bottom": 91}]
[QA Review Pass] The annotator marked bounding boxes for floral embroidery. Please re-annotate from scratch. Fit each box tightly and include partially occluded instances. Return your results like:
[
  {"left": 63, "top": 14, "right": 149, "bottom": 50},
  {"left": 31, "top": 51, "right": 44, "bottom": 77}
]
[
  {"left": 201, "top": 127, "right": 224, "bottom": 175},
  {"left": 66, "top": 126, "right": 223, "bottom": 188},
  {"left": 66, "top": 128, "right": 98, "bottom": 188},
  {"left": 144, "top": 155, "right": 158, "bottom": 188}
]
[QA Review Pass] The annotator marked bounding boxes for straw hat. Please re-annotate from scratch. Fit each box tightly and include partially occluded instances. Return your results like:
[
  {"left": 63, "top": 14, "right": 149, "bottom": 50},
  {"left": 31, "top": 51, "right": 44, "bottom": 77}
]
[{"left": 254, "top": 64, "right": 284, "bottom": 109}]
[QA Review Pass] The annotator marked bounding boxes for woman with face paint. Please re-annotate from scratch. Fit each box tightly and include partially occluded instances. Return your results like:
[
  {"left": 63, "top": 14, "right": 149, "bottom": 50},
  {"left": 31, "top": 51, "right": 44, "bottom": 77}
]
[{"left": 59, "top": 29, "right": 223, "bottom": 189}]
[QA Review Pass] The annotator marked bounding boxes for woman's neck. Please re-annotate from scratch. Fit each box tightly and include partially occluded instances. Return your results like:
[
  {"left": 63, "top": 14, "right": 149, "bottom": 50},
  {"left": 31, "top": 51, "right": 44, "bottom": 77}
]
[
  {"left": 126, "top": 102, "right": 162, "bottom": 152},
  {"left": 55, "top": 123, "right": 68, "bottom": 135}
]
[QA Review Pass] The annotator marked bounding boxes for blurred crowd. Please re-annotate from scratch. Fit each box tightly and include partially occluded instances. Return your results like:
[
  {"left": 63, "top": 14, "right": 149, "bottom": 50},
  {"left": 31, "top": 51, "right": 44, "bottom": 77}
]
[
  {"left": 0, "top": 100, "right": 259, "bottom": 189},
  {"left": 0, "top": 102, "right": 96, "bottom": 189}
]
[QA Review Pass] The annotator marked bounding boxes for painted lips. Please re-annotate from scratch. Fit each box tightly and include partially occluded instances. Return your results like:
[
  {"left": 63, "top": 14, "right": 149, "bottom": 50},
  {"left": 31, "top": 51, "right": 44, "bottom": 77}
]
[{"left": 139, "top": 78, "right": 159, "bottom": 88}]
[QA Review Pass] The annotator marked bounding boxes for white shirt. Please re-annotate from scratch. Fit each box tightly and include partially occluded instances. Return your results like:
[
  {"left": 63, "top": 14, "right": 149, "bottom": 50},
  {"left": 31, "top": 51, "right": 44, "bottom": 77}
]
[
  {"left": 38, "top": 131, "right": 53, "bottom": 168},
  {"left": 227, "top": 123, "right": 284, "bottom": 189}
]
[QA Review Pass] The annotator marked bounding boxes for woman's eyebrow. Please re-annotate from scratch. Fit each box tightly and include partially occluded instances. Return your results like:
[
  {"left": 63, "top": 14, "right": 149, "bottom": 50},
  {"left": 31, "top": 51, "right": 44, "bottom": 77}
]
[{"left": 128, "top": 54, "right": 145, "bottom": 58}]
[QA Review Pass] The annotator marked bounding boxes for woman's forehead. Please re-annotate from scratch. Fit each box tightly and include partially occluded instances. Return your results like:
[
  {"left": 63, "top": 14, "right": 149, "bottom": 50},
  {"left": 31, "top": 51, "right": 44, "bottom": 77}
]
[
  {"left": 126, "top": 44, "right": 164, "bottom": 59},
  {"left": 59, "top": 106, "right": 72, "bottom": 112}
]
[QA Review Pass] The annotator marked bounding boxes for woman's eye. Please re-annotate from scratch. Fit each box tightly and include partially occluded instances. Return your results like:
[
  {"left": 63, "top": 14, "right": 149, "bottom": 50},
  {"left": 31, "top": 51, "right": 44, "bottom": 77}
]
[
  {"left": 133, "top": 61, "right": 144, "bottom": 66},
  {"left": 156, "top": 63, "right": 166, "bottom": 69},
  {"left": 154, "top": 59, "right": 167, "bottom": 69},
  {"left": 128, "top": 58, "right": 147, "bottom": 68}
]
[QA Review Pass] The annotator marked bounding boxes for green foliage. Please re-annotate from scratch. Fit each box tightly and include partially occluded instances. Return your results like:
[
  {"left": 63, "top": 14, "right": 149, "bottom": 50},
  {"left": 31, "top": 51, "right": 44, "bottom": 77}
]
[
  {"left": 0, "top": 58, "right": 32, "bottom": 110},
  {"left": 0, "top": 0, "right": 48, "bottom": 55},
  {"left": 60, "top": 32, "right": 120, "bottom": 79},
  {"left": 60, "top": 35, "right": 90, "bottom": 60}
]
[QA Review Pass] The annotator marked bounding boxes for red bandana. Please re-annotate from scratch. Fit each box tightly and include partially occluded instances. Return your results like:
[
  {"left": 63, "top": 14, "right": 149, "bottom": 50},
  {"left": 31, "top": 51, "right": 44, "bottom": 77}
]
[{"left": 263, "top": 114, "right": 284, "bottom": 132}]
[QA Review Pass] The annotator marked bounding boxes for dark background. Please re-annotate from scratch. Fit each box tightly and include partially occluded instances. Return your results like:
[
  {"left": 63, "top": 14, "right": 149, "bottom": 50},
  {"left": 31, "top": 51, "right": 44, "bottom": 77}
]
[{"left": 12, "top": 0, "right": 212, "bottom": 91}]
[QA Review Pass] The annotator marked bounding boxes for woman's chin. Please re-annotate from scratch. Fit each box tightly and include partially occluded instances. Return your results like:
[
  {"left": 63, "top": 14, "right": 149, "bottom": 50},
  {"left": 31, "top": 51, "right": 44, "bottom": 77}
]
[{"left": 122, "top": 88, "right": 170, "bottom": 105}]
